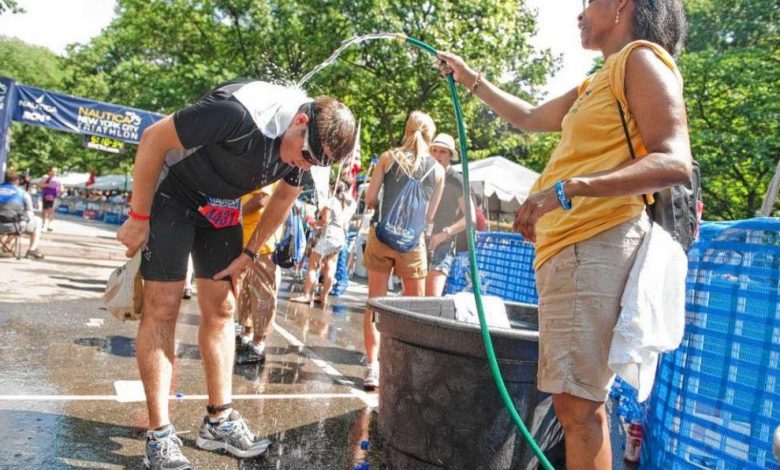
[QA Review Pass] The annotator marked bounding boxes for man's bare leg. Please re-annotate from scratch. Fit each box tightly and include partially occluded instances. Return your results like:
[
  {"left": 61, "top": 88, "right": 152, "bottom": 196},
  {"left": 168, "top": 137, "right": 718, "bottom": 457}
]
[
  {"left": 196, "top": 278, "right": 235, "bottom": 419},
  {"left": 136, "top": 280, "right": 185, "bottom": 429}
]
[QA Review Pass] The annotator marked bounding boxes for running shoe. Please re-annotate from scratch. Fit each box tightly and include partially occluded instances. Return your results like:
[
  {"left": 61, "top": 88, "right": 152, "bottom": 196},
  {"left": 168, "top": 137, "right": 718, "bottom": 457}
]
[
  {"left": 196, "top": 410, "right": 271, "bottom": 458},
  {"left": 25, "top": 249, "right": 44, "bottom": 259},
  {"left": 363, "top": 364, "right": 379, "bottom": 391},
  {"left": 289, "top": 295, "right": 312, "bottom": 304},
  {"left": 144, "top": 424, "right": 191, "bottom": 470}
]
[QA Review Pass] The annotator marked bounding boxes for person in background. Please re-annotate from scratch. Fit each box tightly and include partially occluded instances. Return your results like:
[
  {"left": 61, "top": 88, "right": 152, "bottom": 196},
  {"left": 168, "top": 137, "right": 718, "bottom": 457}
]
[
  {"left": 40, "top": 166, "right": 62, "bottom": 232},
  {"left": 235, "top": 183, "right": 282, "bottom": 363},
  {"left": 439, "top": 0, "right": 691, "bottom": 467},
  {"left": 424, "top": 133, "right": 475, "bottom": 297},
  {"left": 0, "top": 170, "right": 44, "bottom": 259},
  {"left": 28, "top": 183, "right": 40, "bottom": 211},
  {"left": 291, "top": 181, "right": 355, "bottom": 304},
  {"left": 361, "top": 110, "right": 444, "bottom": 390}
]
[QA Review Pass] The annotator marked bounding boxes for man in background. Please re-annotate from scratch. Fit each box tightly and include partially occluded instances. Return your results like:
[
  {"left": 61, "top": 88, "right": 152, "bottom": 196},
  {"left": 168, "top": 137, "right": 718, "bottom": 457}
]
[
  {"left": 0, "top": 170, "right": 44, "bottom": 259},
  {"left": 235, "top": 183, "right": 282, "bottom": 364},
  {"left": 425, "top": 133, "right": 474, "bottom": 296}
]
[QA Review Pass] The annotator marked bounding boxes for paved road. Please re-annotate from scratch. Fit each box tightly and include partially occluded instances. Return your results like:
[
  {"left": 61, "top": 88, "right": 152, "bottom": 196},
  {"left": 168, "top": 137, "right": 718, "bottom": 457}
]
[
  {"left": 1, "top": 215, "right": 381, "bottom": 469},
  {"left": 0, "top": 214, "right": 634, "bottom": 469}
]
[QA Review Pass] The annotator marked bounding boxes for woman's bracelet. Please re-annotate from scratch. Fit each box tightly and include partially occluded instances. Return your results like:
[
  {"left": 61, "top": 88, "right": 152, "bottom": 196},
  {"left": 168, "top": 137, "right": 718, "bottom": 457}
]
[
  {"left": 469, "top": 72, "right": 483, "bottom": 95},
  {"left": 555, "top": 180, "right": 572, "bottom": 211}
]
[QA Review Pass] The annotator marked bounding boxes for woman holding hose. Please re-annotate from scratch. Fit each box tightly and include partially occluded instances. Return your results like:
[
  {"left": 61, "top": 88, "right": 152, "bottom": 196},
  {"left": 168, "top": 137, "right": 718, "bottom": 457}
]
[{"left": 438, "top": 1, "right": 691, "bottom": 468}]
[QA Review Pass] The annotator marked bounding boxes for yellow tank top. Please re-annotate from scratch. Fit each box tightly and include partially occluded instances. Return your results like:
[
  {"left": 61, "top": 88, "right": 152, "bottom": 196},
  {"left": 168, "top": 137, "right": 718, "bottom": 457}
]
[
  {"left": 531, "top": 40, "right": 682, "bottom": 270},
  {"left": 241, "top": 183, "right": 280, "bottom": 254}
]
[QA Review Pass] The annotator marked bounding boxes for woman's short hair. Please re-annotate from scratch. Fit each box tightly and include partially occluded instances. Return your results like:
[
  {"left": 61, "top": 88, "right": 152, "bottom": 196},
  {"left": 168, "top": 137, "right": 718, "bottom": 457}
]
[{"left": 631, "top": 0, "right": 688, "bottom": 58}]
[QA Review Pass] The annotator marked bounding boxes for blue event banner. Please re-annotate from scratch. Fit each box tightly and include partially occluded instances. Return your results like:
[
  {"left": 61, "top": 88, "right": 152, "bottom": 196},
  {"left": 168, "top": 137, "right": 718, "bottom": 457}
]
[
  {"left": 0, "top": 77, "right": 17, "bottom": 172},
  {"left": 12, "top": 84, "right": 164, "bottom": 144}
]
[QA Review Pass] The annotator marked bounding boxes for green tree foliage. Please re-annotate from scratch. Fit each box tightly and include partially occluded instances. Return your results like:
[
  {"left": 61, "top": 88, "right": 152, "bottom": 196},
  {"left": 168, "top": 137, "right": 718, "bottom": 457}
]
[
  {"left": 4, "top": 0, "right": 776, "bottom": 221},
  {"left": 61, "top": 0, "right": 554, "bottom": 168},
  {"left": 0, "top": 37, "right": 104, "bottom": 178},
  {"left": 0, "top": 0, "right": 23, "bottom": 15},
  {"left": 682, "top": 0, "right": 780, "bottom": 219}
]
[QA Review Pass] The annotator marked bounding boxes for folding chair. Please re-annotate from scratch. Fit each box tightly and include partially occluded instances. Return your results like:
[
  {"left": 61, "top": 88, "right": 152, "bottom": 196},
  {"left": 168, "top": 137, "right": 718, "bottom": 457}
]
[{"left": 0, "top": 221, "right": 22, "bottom": 260}]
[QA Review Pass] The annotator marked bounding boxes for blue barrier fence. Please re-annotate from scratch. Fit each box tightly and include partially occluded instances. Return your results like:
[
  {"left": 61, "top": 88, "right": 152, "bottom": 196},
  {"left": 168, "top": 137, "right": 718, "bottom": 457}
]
[
  {"left": 55, "top": 198, "right": 128, "bottom": 224},
  {"left": 642, "top": 218, "right": 780, "bottom": 469},
  {"left": 443, "top": 231, "right": 537, "bottom": 304},
  {"left": 444, "top": 221, "right": 780, "bottom": 469}
]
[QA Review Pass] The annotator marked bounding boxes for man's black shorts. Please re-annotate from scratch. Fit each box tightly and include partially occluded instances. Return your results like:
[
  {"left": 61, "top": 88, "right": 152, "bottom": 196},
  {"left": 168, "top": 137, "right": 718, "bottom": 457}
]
[
  {"left": 42, "top": 200, "right": 55, "bottom": 210},
  {"left": 141, "top": 189, "right": 242, "bottom": 282}
]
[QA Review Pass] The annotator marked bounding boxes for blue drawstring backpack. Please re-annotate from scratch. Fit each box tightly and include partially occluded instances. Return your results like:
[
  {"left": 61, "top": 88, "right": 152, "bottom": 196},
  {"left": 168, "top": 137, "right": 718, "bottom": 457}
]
[
  {"left": 273, "top": 211, "right": 306, "bottom": 268},
  {"left": 375, "top": 161, "right": 436, "bottom": 253}
]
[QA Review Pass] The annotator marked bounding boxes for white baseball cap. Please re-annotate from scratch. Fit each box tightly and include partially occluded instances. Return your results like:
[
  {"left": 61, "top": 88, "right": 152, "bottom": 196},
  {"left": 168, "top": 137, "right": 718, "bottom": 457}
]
[{"left": 431, "top": 133, "right": 459, "bottom": 161}]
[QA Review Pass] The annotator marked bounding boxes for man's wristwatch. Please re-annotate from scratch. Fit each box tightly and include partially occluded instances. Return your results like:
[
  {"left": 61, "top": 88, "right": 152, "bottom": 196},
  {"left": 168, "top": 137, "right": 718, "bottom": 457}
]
[{"left": 242, "top": 247, "right": 258, "bottom": 262}]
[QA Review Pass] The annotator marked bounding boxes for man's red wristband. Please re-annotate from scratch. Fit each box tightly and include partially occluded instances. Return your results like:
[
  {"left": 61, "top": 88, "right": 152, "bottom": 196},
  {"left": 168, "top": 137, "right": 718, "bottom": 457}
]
[{"left": 128, "top": 209, "right": 151, "bottom": 221}]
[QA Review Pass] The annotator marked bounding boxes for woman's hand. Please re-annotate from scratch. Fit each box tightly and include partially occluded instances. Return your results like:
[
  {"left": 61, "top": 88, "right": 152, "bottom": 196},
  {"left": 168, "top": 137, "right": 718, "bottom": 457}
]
[
  {"left": 513, "top": 186, "right": 561, "bottom": 243},
  {"left": 437, "top": 51, "right": 478, "bottom": 87}
]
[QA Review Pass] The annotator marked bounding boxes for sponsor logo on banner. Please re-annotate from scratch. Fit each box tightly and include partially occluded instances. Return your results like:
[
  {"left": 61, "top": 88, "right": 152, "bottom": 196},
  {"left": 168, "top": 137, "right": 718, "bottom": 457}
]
[
  {"left": 0, "top": 82, "right": 7, "bottom": 111},
  {"left": 18, "top": 93, "right": 57, "bottom": 123},
  {"left": 77, "top": 107, "right": 144, "bottom": 141}
]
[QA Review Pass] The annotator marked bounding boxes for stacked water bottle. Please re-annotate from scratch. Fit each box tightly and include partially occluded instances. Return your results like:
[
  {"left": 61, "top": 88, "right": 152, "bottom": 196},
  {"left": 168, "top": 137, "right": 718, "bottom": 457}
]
[{"left": 610, "top": 376, "right": 645, "bottom": 464}]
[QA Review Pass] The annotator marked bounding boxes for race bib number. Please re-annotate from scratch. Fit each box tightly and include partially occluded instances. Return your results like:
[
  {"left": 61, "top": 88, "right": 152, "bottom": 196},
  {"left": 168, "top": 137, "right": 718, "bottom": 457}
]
[{"left": 198, "top": 197, "right": 240, "bottom": 229}]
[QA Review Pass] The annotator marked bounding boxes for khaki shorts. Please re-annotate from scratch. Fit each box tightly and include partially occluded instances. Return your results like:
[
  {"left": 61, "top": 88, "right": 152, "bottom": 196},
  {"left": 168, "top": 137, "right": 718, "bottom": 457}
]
[
  {"left": 535, "top": 213, "right": 650, "bottom": 402},
  {"left": 362, "top": 227, "right": 427, "bottom": 279},
  {"left": 237, "top": 253, "right": 280, "bottom": 329}
]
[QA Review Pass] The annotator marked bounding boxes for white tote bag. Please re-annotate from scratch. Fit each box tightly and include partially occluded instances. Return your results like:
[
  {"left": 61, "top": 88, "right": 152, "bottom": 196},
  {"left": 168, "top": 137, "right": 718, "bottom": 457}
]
[{"left": 103, "top": 251, "right": 144, "bottom": 321}]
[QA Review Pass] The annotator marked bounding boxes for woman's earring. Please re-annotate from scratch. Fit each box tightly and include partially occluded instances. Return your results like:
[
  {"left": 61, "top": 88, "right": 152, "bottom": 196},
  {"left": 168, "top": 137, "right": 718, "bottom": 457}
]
[{"left": 615, "top": 11, "right": 620, "bottom": 24}]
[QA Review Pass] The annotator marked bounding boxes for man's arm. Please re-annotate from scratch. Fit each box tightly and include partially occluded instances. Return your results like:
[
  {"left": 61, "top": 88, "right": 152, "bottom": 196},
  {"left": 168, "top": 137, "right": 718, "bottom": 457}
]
[
  {"left": 116, "top": 115, "right": 182, "bottom": 257},
  {"left": 241, "top": 191, "right": 270, "bottom": 215},
  {"left": 214, "top": 179, "right": 300, "bottom": 298},
  {"left": 130, "top": 115, "right": 182, "bottom": 215},
  {"left": 244, "top": 180, "right": 300, "bottom": 254}
]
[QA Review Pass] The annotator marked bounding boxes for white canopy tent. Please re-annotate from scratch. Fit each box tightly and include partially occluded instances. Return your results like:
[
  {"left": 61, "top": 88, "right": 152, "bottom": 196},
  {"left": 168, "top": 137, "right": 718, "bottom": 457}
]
[
  {"left": 453, "top": 156, "right": 540, "bottom": 221},
  {"left": 75, "top": 174, "right": 133, "bottom": 191},
  {"left": 52, "top": 172, "right": 90, "bottom": 187}
]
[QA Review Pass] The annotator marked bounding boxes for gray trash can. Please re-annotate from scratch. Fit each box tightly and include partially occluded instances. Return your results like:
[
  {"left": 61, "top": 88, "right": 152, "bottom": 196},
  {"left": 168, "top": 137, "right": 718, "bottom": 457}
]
[{"left": 369, "top": 297, "right": 564, "bottom": 470}]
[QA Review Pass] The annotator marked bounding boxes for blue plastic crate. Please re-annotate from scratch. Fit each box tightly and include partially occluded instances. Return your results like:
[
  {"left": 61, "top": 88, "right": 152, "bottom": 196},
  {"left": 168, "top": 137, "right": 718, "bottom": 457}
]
[{"left": 642, "top": 218, "right": 780, "bottom": 470}]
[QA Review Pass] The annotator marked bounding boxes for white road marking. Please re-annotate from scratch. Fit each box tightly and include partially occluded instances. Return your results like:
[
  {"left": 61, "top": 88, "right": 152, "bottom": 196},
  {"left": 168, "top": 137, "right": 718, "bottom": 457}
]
[
  {"left": 114, "top": 380, "right": 145, "bottom": 402},
  {"left": 1, "top": 321, "right": 378, "bottom": 406},
  {"left": 86, "top": 318, "right": 104, "bottom": 327},
  {"left": 273, "top": 323, "right": 376, "bottom": 407}
]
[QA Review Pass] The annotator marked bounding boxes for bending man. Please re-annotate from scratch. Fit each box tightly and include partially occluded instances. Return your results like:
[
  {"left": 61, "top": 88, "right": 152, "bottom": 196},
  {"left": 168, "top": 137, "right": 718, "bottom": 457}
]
[{"left": 116, "top": 80, "right": 356, "bottom": 470}]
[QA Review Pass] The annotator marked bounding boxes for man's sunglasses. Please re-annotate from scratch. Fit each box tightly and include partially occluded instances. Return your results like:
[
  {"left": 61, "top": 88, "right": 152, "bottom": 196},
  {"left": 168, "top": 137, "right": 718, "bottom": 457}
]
[{"left": 302, "top": 127, "right": 322, "bottom": 165}]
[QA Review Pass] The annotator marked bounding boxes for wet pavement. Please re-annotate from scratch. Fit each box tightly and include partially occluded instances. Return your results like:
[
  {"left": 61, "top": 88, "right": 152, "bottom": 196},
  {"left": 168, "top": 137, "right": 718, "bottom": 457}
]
[{"left": 0, "top": 214, "right": 634, "bottom": 469}]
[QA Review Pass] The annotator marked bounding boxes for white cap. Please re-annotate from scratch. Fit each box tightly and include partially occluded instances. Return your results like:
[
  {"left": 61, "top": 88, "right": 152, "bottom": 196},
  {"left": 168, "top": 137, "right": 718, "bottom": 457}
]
[{"left": 431, "top": 133, "right": 458, "bottom": 161}]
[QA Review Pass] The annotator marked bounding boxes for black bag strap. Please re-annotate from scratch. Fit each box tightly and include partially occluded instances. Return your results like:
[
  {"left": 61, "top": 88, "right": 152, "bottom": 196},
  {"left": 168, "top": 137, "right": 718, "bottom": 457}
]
[{"left": 616, "top": 100, "right": 651, "bottom": 206}]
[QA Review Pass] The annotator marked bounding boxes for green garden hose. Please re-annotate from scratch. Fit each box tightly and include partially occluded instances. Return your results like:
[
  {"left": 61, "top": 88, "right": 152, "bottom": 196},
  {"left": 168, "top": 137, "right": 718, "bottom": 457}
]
[{"left": 400, "top": 34, "right": 554, "bottom": 470}]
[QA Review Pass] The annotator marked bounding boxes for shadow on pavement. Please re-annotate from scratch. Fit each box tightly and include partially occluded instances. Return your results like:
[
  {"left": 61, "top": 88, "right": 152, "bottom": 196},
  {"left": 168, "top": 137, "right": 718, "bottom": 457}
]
[
  {"left": 0, "top": 409, "right": 146, "bottom": 468},
  {"left": 74, "top": 336, "right": 202, "bottom": 360},
  {"left": 56, "top": 283, "right": 105, "bottom": 293}
]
